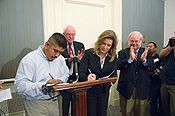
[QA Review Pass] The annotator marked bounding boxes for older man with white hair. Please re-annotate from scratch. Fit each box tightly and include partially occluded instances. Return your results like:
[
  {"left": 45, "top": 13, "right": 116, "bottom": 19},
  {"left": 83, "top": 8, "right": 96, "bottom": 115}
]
[
  {"left": 61, "top": 25, "right": 85, "bottom": 116},
  {"left": 117, "top": 31, "right": 155, "bottom": 116}
]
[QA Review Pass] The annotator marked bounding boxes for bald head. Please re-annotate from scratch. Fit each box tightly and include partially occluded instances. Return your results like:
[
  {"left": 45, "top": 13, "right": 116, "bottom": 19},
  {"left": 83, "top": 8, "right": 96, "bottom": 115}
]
[
  {"left": 63, "top": 25, "right": 76, "bottom": 34},
  {"left": 63, "top": 25, "right": 76, "bottom": 44},
  {"left": 128, "top": 31, "right": 143, "bottom": 50}
]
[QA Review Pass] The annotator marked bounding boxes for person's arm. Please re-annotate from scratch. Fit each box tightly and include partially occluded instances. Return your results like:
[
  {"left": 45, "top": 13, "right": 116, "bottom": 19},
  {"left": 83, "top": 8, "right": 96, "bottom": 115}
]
[
  {"left": 117, "top": 49, "right": 132, "bottom": 70},
  {"left": 144, "top": 50, "right": 155, "bottom": 71},
  {"left": 77, "top": 43, "right": 85, "bottom": 61},
  {"left": 159, "top": 45, "right": 172, "bottom": 58},
  {"left": 78, "top": 50, "right": 90, "bottom": 81},
  {"left": 0, "top": 81, "right": 4, "bottom": 89},
  {"left": 55, "top": 56, "right": 69, "bottom": 83},
  {"left": 14, "top": 59, "right": 45, "bottom": 98}
]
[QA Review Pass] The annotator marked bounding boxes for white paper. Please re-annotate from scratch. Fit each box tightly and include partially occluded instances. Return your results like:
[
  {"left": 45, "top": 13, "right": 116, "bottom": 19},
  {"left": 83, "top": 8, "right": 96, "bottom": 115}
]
[
  {"left": 0, "top": 78, "right": 15, "bottom": 83},
  {"left": 0, "top": 88, "right": 12, "bottom": 102},
  {"left": 154, "top": 58, "right": 159, "bottom": 63}
]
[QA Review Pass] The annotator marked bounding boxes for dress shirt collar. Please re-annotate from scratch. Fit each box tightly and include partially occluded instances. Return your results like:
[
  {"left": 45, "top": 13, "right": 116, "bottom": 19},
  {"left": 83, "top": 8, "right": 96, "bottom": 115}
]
[{"left": 38, "top": 45, "right": 47, "bottom": 60}]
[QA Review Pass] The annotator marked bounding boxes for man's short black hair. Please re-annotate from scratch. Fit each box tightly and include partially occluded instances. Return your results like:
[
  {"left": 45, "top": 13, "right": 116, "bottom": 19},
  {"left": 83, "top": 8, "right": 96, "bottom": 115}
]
[
  {"left": 49, "top": 33, "right": 67, "bottom": 48},
  {"left": 148, "top": 41, "right": 157, "bottom": 48}
]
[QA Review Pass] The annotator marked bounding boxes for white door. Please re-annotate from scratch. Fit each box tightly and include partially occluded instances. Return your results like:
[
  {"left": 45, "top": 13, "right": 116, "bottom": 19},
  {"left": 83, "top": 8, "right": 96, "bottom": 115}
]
[{"left": 42, "top": 0, "right": 121, "bottom": 49}]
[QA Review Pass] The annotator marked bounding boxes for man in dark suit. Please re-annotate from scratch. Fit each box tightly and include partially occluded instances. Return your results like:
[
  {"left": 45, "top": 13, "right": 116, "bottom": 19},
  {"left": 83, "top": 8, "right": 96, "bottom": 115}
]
[
  {"left": 117, "top": 31, "right": 155, "bottom": 116},
  {"left": 61, "top": 25, "right": 85, "bottom": 116}
]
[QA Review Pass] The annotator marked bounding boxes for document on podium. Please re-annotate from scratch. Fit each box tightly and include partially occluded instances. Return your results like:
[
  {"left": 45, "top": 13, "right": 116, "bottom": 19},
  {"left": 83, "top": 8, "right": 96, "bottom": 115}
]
[
  {"left": 0, "top": 88, "right": 12, "bottom": 102},
  {"left": 99, "top": 70, "right": 116, "bottom": 80}
]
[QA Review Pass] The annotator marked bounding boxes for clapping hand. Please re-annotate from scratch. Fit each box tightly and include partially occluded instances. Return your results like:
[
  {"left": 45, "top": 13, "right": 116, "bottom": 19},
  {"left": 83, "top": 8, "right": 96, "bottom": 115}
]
[
  {"left": 130, "top": 46, "right": 137, "bottom": 60},
  {"left": 68, "top": 49, "right": 84, "bottom": 62},
  {"left": 141, "top": 47, "right": 149, "bottom": 61},
  {"left": 77, "top": 49, "right": 84, "bottom": 61}
]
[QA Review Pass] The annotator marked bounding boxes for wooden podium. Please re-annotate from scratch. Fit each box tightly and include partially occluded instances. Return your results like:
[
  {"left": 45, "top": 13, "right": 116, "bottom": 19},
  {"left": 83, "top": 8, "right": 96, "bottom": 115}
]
[{"left": 53, "top": 77, "right": 117, "bottom": 116}]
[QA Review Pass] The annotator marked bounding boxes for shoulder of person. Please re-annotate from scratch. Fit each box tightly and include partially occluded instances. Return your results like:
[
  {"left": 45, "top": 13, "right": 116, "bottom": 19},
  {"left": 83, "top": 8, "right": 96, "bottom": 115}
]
[
  {"left": 118, "top": 48, "right": 130, "bottom": 54},
  {"left": 73, "top": 41, "right": 84, "bottom": 46},
  {"left": 137, "top": 47, "right": 145, "bottom": 53},
  {"left": 55, "top": 54, "right": 66, "bottom": 62},
  {"left": 22, "top": 49, "right": 37, "bottom": 61},
  {"left": 139, "top": 47, "right": 145, "bottom": 51},
  {"left": 155, "top": 53, "right": 159, "bottom": 58},
  {"left": 85, "top": 48, "right": 93, "bottom": 53}
]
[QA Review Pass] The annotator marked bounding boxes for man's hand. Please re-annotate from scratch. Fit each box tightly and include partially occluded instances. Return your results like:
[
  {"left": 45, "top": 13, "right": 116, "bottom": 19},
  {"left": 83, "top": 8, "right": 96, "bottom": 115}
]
[
  {"left": 68, "top": 54, "right": 75, "bottom": 63},
  {"left": 68, "top": 49, "right": 84, "bottom": 62},
  {"left": 141, "top": 47, "right": 149, "bottom": 61},
  {"left": 130, "top": 46, "right": 137, "bottom": 60},
  {"left": 47, "top": 79, "right": 62, "bottom": 85},
  {"left": 77, "top": 49, "right": 84, "bottom": 61}
]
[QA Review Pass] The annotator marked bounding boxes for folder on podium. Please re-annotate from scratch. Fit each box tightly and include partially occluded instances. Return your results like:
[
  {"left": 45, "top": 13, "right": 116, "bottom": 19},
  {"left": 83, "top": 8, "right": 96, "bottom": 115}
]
[{"left": 53, "top": 77, "right": 117, "bottom": 116}]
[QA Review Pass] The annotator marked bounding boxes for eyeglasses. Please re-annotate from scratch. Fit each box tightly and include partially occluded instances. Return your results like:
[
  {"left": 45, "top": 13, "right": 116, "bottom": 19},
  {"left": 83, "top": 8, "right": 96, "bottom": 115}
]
[
  {"left": 65, "top": 33, "right": 76, "bottom": 36},
  {"left": 129, "top": 40, "right": 140, "bottom": 43},
  {"left": 170, "top": 37, "right": 175, "bottom": 39}
]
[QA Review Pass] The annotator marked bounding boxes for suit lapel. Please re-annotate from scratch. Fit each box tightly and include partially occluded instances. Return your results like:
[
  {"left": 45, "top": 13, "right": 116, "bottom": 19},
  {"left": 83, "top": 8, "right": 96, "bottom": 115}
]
[
  {"left": 62, "top": 43, "right": 70, "bottom": 57},
  {"left": 101, "top": 56, "right": 110, "bottom": 71},
  {"left": 135, "top": 48, "right": 144, "bottom": 66},
  {"left": 72, "top": 42, "right": 77, "bottom": 56},
  {"left": 93, "top": 53, "right": 102, "bottom": 72}
]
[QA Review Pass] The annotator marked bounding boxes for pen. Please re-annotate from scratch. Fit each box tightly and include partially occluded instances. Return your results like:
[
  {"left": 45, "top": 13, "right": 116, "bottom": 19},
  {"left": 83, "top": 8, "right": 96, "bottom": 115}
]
[
  {"left": 88, "top": 69, "right": 92, "bottom": 74},
  {"left": 108, "top": 70, "right": 116, "bottom": 77},
  {"left": 49, "top": 73, "right": 54, "bottom": 79},
  {"left": 88, "top": 69, "right": 96, "bottom": 80}
]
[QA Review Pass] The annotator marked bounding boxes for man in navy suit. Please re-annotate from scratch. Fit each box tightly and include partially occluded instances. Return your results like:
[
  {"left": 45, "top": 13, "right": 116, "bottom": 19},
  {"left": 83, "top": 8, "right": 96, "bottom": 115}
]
[
  {"left": 61, "top": 25, "right": 85, "bottom": 116},
  {"left": 117, "top": 31, "right": 155, "bottom": 116}
]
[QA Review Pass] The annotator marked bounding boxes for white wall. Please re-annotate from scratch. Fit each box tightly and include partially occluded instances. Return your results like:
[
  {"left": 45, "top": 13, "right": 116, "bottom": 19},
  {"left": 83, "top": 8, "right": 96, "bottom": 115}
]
[{"left": 164, "top": 0, "right": 175, "bottom": 46}]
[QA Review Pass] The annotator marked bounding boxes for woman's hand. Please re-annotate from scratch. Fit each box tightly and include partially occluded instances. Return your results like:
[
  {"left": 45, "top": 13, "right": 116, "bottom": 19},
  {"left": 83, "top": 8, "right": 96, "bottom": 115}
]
[{"left": 87, "top": 74, "right": 96, "bottom": 81}]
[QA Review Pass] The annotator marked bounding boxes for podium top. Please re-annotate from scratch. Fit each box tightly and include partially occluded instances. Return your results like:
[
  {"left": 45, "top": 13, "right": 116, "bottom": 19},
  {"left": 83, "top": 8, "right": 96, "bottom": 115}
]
[{"left": 53, "top": 77, "right": 117, "bottom": 91}]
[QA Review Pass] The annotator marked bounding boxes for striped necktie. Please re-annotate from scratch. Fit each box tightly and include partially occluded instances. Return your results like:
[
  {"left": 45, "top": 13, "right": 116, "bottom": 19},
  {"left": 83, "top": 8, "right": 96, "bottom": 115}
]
[
  {"left": 68, "top": 43, "right": 74, "bottom": 56},
  {"left": 134, "top": 51, "right": 138, "bottom": 60}
]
